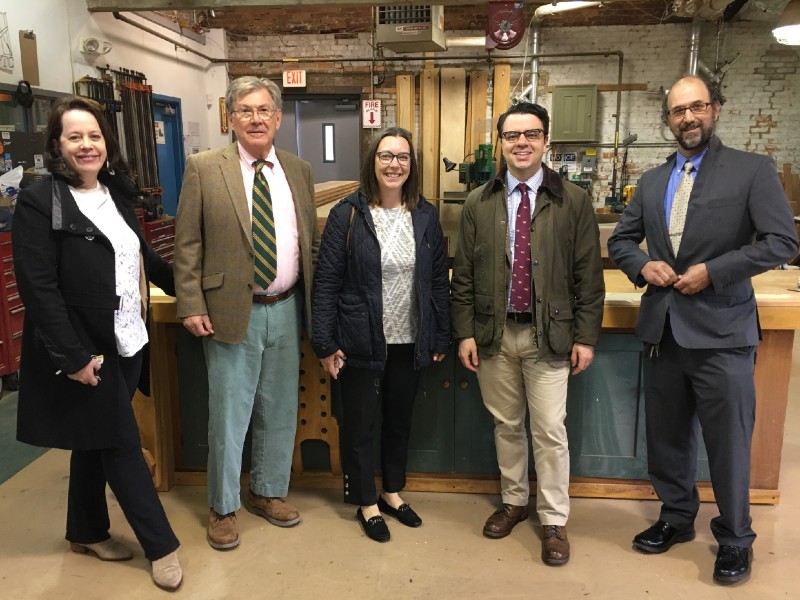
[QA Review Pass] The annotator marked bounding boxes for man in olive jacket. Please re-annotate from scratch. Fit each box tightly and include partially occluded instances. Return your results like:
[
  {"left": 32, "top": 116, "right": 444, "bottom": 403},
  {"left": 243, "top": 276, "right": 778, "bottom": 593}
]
[{"left": 451, "top": 102, "right": 604, "bottom": 566}]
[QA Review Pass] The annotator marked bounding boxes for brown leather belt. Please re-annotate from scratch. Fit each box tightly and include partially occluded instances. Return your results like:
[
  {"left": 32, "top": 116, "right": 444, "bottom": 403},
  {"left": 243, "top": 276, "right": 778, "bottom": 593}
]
[
  {"left": 506, "top": 312, "right": 533, "bottom": 324},
  {"left": 253, "top": 289, "right": 291, "bottom": 305}
]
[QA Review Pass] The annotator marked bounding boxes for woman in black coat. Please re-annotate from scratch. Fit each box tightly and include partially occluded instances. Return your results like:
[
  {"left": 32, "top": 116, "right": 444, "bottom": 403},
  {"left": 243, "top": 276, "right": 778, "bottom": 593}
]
[
  {"left": 311, "top": 127, "right": 450, "bottom": 542},
  {"left": 12, "top": 96, "right": 182, "bottom": 591}
]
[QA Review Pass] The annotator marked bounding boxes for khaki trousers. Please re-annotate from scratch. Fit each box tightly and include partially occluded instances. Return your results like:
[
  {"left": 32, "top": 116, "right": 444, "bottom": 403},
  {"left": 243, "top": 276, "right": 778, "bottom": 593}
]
[{"left": 476, "top": 320, "right": 570, "bottom": 525}]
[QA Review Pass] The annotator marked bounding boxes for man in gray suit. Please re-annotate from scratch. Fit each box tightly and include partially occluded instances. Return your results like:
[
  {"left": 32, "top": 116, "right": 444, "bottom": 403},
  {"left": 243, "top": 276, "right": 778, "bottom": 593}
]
[
  {"left": 608, "top": 75, "right": 797, "bottom": 584},
  {"left": 175, "top": 76, "right": 320, "bottom": 550}
]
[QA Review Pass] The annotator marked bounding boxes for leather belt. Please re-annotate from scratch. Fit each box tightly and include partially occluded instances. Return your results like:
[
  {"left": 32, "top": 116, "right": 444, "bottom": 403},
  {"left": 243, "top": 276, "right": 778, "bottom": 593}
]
[
  {"left": 253, "top": 289, "right": 291, "bottom": 305},
  {"left": 506, "top": 312, "right": 533, "bottom": 324}
]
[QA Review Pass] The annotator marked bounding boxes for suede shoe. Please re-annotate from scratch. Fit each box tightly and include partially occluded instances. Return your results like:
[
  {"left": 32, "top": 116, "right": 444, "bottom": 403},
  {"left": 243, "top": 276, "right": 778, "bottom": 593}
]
[
  {"left": 633, "top": 520, "right": 695, "bottom": 554},
  {"left": 151, "top": 551, "right": 183, "bottom": 592},
  {"left": 713, "top": 545, "right": 753, "bottom": 585},
  {"left": 70, "top": 537, "right": 133, "bottom": 561},
  {"left": 356, "top": 508, "right": 391, "bottom": 542},
  {"left": 208, "top": 508, "right": 240, "bottom": 550},
  {"left": 246, "top": 490, "right": 301, "bottom": 527},
  {"left": 377, "top": 495, "right": 422, "bottom": 528},
  {"left": 483, "top": 504, "right": 529, "bottom": 539},
  {"left": 542, "top": 525, "right": 570, "bottom": 566}
]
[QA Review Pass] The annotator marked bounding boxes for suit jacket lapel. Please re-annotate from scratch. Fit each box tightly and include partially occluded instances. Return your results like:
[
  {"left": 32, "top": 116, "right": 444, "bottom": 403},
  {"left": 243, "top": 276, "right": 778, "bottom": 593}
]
[{"left": 220, "top": 143, "right": 253, "bottom": 249}]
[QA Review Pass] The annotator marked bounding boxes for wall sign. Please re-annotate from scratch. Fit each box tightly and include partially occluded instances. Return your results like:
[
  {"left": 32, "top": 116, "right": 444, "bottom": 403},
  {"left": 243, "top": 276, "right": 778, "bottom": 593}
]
[
  {"left": 362, "top": 99, "right": 381, "bottom": 129},
  {"left": 283, "top": 69, "right": 306, "bottom": 88},
  {"left": 219, "top": 97, "right": 228, "bottom": 134}
]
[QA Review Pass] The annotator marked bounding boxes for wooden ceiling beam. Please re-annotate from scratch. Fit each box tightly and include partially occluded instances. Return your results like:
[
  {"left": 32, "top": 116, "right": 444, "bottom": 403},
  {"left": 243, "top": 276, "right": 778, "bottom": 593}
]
[{"left": 86, "top": 0, "right": 489, "bottom": 12}]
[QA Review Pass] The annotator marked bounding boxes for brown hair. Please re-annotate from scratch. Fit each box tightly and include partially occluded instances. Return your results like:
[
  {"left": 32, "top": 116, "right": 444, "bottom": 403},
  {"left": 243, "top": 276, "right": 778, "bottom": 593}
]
[
  {"left": 359, "top": 127, "right": 420, "bottom": 210},
  {"left": 44, "top": 95, "right": 128, "bottom": 187}
]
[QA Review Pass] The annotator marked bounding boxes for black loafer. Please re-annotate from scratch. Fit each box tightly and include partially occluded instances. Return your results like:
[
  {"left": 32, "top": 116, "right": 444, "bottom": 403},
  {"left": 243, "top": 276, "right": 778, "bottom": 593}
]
[
  {"left": 713, "top": 545, "right": 753, "bottom": 584},
  {"left": 356, "top": 508, "right": 390, "bottom": 542},
  {"left": 377, "top": 496, "right": 422, "bottom": 528},
  {"left": 633, "top": 520, "right": 695, "bottom": 554}
]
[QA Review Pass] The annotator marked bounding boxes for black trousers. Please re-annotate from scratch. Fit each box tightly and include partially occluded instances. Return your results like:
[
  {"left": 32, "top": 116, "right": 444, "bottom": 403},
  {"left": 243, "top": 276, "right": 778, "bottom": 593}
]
[
  {"left": 65, "top": 351, "right": 179, "bottom": 561},
  {"left": 643, "top": 320, "right": 756, "bottom": 547},
  {"left": 338, "top": 344, "right": 420, "bottom": 506}
]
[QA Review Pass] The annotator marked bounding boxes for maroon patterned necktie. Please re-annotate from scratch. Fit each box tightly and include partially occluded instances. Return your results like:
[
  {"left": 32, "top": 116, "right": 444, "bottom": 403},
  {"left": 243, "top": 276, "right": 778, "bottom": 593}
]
[{"left": 510, "top": 183, "right": 532, "bottom": 312}]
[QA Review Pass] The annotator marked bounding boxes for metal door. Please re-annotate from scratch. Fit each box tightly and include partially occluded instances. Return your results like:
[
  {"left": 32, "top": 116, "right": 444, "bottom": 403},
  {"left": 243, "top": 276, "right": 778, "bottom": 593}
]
[
  {"left": 152, "top": 94, "right": 185, "bottom": 217},
  {"left": 275, "top": 96, "right": 360, "bottom": 182}
]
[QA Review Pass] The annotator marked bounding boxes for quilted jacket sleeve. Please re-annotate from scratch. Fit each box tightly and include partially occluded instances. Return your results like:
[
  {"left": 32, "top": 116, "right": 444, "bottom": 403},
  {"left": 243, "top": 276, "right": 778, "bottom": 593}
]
[{"left": 311, "top": 199, "right": 351, "bottom": 359}]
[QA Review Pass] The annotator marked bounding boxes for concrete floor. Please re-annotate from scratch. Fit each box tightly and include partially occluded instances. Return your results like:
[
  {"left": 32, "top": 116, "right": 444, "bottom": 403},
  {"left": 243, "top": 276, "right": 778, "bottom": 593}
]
[{"left": 0, "top": 336, "right": 797, "bottom": 600}]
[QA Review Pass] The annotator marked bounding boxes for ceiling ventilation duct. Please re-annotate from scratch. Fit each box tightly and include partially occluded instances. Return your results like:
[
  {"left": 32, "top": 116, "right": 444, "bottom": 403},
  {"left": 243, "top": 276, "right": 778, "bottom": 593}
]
[{"left": 375, "top": 5, "right": 446, "bottom": 53}]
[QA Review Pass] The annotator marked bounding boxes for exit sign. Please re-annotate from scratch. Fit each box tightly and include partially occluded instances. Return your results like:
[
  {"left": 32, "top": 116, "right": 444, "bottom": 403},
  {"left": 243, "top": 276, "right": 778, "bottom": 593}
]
[
  {"left": 283, "top": 69, "right": 306, "bottom": 88},
  {"left": 362, "top": 99, "right": 382, "bottom": 129}
]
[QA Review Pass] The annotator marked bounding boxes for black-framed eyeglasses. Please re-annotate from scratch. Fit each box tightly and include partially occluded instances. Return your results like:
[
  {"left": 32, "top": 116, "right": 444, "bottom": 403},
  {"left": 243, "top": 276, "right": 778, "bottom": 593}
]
[
  {"left": 667, "top": 101, "right": 712, "bottom": 120},
  {"left": 376, "top": 151, "right": 411, "bottom": 166},
  {"left": 233, "top": 106, "right": 277, "bottom": 122},
  {"left": 500, "top": 129, "right": 545, "bottom": 142}
]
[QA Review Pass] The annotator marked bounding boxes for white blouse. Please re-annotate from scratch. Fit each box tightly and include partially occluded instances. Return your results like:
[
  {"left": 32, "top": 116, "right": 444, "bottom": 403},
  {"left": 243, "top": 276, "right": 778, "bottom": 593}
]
[
  {"left": 370, "top": 205, "right": 418, "bottom": 344},
  {"left": 69, "top": 183, "right": 148, "bottom": 357}
]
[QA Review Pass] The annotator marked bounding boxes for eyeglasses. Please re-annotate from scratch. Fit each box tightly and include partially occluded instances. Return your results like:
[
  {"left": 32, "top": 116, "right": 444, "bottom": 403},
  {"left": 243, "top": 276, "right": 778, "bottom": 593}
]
[
  {"left": 233, "top": 106, "right": 277, "bottom": 122},
  {"left": 500, "top": 129, "right": 545, "bottom": 143},
  {"left": 376, "top": 151, "right": 411, "bottom": 166},
  {"left": 667, "top": 101, "right": 712, "bottom": 120}
]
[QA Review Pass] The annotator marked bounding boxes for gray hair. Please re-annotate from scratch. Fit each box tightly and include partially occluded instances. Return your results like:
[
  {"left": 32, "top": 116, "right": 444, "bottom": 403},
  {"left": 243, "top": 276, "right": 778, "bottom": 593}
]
[{"left": 225, "top": 76, "right": 283, "bottom": 114}]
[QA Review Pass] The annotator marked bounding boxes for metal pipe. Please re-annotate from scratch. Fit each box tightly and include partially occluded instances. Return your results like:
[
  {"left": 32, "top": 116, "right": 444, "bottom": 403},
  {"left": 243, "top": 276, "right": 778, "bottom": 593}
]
[
  {"left": 114, "top": 11, "right": 621, "bottom": 68},
  {"left": 446, "top": 35, "right": 486, "bottom": 48},
  {"left": 609, "top": 52, "right": 624, "bottom": 199},
  {"left": 530, "top": 21, "right": 541, "bottom": 103},
  {"left": 688, "top": 18, "right": 701, "bottom": 75}
]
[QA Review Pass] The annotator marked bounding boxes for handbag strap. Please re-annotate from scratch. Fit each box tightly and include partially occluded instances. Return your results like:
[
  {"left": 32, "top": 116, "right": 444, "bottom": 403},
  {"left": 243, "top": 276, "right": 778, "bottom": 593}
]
[{"left": 345, "top": 205, "right": 356, "bottom": 251}]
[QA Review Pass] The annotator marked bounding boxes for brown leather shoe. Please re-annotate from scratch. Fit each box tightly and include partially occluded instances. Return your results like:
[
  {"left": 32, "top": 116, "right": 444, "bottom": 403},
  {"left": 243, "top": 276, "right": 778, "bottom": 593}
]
[
  {"left": 542, "top": 525, "right": 570, "bottom": 566},
  {"left": 246, "top": 490, "right": 301, "bottom": 527},
  {"left": 208, "top": 508, "right": 240, "bottom": 550},
  {"left": 483, "top": 504, "right": 529, "bottom": 539}
]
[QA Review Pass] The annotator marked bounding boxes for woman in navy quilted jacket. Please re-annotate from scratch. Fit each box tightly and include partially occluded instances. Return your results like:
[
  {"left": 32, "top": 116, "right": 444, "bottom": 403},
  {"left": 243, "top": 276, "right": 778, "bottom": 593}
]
[{"left": 311, "top": 127, "right": 450, "bottom": 542}]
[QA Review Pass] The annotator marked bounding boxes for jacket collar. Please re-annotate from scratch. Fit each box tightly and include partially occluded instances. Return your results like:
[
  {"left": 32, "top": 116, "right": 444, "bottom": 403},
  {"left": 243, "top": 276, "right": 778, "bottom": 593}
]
[
  {"left": 664, "top": 134, "right": 721, "bottom": 167},
  {"left": 49, "top": 173, "right": 139, "bottom": 238},
  {"left": 483, "top": 163, "right": 564, "bottom": 199}
]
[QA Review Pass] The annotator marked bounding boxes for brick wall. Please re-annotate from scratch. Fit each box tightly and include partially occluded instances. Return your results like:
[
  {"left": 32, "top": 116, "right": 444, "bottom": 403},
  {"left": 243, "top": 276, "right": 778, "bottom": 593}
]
[{"left": 225, "top": 17, "right": 799, "bottom": 205}]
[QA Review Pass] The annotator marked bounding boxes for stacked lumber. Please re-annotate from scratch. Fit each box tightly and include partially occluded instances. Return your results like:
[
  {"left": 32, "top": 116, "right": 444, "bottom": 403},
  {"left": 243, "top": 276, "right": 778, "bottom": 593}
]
[{"left": 314, "top": 180, "right": 359, "bottom": 208}]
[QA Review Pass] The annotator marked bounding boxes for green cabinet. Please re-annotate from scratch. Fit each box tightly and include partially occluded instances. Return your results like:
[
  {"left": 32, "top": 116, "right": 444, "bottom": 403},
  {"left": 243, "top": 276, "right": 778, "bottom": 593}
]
[
  {"left": 550, "top": 85, "right": 598, "bottom": 143},
  {"left": 175, "top": 331, "right": 709, "bottom": 481}
]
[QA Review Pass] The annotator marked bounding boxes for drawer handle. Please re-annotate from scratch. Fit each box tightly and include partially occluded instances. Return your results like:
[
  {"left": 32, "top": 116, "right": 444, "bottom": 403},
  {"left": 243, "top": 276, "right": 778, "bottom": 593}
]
[
  {"left": 459, "top": 380, "right": 469, "bottom": 389},
  {"left": 442, "top": 379, "right": 450, "bottom": 389}
]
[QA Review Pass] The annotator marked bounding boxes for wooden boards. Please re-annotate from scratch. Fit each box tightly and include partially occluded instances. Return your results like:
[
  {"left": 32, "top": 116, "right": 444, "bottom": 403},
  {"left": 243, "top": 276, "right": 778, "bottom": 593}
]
[
  {"left": 491, "top": 64, "right": 511, "bottom": 168},
  {"left": 396, "top": 73, "right": 416, "bottom": 137},
  {"left": 439, "top": 68, "right": 467, "bottom": 194},
  {"left": 420, "top": 68, "right": 440, "bottom": 200},
  {"left": 313, "top": 180, "right": 359, "bottom": 208},
  {"left": 466, "top": 70, "right": 489, "bottom": 157}
]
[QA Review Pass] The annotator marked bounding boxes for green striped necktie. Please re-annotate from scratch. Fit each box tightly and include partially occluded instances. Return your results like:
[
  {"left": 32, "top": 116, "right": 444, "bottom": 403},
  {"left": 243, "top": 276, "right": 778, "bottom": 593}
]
[{"left": 252, "top": 159, "right": 278, "bottom": 288}]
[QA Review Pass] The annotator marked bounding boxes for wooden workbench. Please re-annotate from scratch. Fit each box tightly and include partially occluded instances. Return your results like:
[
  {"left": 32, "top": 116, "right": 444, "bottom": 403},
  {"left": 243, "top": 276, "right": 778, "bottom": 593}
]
[{"left": 135, "top": 270, "right": 800, "bottom": 504}]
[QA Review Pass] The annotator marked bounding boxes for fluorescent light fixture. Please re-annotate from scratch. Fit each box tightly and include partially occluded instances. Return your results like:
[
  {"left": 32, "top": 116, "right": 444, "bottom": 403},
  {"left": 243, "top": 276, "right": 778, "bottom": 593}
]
[
  {"left": 535, "top": 1, "right": 602, "bottom": 18},
  {"left": 773, "top": 0, "right": 800, "bottom": 45}
]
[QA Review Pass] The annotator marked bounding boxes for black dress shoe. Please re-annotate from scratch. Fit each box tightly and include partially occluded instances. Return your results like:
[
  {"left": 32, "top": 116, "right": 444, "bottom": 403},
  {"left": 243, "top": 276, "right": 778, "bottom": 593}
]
[
  {"left": 377, "top": 496, "right": 422, "bottom": 528},
  {"left": 633, "top": 520, "right": 695, "bottom": 554},
  {"left": 714, "top": 545, "right": 753, "bottom": 584},
  {"left": 356, "top": 508, "right": 390, "bottom": 542}
]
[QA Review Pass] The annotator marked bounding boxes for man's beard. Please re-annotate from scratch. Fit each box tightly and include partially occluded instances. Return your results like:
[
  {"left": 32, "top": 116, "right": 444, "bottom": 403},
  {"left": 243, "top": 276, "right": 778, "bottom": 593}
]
[{"left": 674, "top": 120, "right": 714, "bottom": 151}]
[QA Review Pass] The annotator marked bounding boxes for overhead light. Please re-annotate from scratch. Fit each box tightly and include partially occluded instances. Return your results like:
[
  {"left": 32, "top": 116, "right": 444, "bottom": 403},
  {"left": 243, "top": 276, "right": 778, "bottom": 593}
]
[
  {"left": 80, "top": 37, "right": 112, "bottom": 55},
  {"left": 535, "top": 1, "right": 602, "bottom": 19},
  {"left": 334, "top": 100, "right": 357, "bottom": 111},
  {"left": 773, "top": 0, "right": 800, "bottom": 45}
]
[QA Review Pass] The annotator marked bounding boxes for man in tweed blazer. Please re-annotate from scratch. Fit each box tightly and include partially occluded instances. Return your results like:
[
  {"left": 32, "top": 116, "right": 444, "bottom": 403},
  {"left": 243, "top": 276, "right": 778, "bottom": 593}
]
[{"left": 174, "top": 76, "right": 320, "bottom": 551}]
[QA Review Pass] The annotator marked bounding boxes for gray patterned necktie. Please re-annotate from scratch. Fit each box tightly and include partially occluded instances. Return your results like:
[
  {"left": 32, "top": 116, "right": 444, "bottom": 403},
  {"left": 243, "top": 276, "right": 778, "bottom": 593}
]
[{"left": 668, "top": 161, "right": 694, "bottom": 255}]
